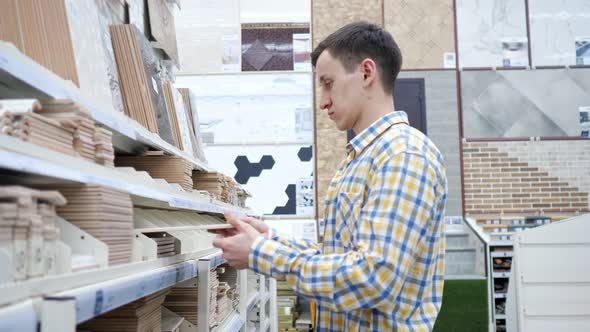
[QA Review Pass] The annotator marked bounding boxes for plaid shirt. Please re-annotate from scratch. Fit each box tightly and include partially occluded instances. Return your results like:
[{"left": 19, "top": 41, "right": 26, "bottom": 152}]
[{"left": 249, "top": 111, "right": 447, "bottom": 331}]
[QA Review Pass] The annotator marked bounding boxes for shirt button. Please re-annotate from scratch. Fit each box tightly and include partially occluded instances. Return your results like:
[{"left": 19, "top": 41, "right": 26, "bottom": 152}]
[{"left": 335, "top": 233, "right": 341, "bottom": 240}]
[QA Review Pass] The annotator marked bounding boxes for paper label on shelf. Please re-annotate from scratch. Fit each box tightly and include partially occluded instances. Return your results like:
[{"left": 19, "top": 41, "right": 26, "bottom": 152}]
[
  {"left": 443, "top": 52, "right": 456, "bottom": 68},
  {"left": 296, "top": 176, "right": 314, "bottom": 216},
  {"left": 293, "top": 33, "right": 311, "bottom": 71},
  {"left": 294, "top": 106, "right": 313, "bottom": 141},
  {"left": 222, "top": 34, "right": 240, "bottom": 72},
  {"left": 575, "top": 37, "right": 590, "bottom": 65},
  {"left": 169, "top": 198, "right": 196, "bottom": 210},
  {"left": 502, "top": 37, "right": 528, "bottom": 67},
  {"left": 579, "top": 106, "right": 590, "bottom": 137},
  {"left": 94, "top": 289, "right": 104, "bottom": 316}
]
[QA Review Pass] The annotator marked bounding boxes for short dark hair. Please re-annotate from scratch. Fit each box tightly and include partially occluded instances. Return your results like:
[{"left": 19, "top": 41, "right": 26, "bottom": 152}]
[{"left": 311, "top": 21, "right": 402, "bottom": 93}]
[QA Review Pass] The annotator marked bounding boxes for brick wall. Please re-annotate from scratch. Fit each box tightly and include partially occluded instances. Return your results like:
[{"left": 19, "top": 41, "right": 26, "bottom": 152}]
[{"left": 463, "top": 141, "right": 590, "bottom": 215}]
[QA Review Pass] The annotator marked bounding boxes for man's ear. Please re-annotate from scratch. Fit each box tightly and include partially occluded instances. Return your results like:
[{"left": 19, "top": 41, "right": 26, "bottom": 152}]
[{"left": 360, "top": 58, "right": 377, "bottom": 87}]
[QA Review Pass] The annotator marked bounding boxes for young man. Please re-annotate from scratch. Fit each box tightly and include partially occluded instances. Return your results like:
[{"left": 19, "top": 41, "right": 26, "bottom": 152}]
[{"left": 214, "top": 21, "right": 447, "bottom": 331}]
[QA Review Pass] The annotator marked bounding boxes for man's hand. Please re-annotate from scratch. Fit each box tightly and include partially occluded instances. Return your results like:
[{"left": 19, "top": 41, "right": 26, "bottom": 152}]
[
  {"left": 212, "top": 212, "right": 264, "bottom": 269},
  {"left": 209, "top": 212, "right": 269, "bottom": 238}
]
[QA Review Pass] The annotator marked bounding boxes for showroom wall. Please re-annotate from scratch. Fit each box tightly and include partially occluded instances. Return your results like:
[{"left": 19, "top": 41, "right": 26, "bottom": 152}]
[{"left": 312, "top": 0, "right": 590, "bottom": 218}]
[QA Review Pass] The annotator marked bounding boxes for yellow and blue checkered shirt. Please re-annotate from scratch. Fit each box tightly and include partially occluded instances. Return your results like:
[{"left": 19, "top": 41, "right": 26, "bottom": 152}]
[{"left": 249, "top": 111, "right": 447, "bottom": 331}]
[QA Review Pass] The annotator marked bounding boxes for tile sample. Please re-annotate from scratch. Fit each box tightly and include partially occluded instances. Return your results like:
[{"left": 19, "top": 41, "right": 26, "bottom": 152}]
[
  {"left": 457, "top": 0, "right": 529, "bottom": 68},
  {"left": 398, "top": 71, "right": 462, "bottom": 215},
  {"left": 461, "top": 68, "right": 590, "bottom": 138},
  {"left": 147, "top": 0, "right": 179, "bottom": 66},
  {"left": 96, "top": 0, "right": 126, "bottom": 113},
  {"left": 463, "top": 141, "right": 589, "bottom": 215},
  {"left": 175, "top": 73, "right": 313, "bottom": 145},
  {"left": 529, "top": 0, "right": 590, "bottom": 66},
  {"left": 384, "top": 0, "right": 456, "bottom": 69},
  {"left": 204, "top": 144, "right": 315, "bottom": 216},
  {"left": 111, "top": 24, "right": 177, "bottom": 145},
  {"left": 240, "top": 0, "right": 310, "bottom": 23},
  {"left": 0, "top": 0, "right": 79, "bottom": 85},
  {"left": 174, "top": 0, "right": 240, "bottom": 74},
  {"left": 241, "top": 23, "right": 310, "bottom": 71},
  {"left": 65, "top": 0, "right": 115, "bottom": 114}
]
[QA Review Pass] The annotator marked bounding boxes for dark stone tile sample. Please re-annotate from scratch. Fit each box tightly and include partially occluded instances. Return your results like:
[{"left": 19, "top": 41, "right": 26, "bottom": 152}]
[{"left": 241, "top": 23, "right": 309, "bottom": 71}]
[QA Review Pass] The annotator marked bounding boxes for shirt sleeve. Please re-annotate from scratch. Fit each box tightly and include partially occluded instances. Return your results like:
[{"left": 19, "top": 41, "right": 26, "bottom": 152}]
[
  {"left": 266, "top": 228, "right": 322, "bottom": 253},
  {"left": 248, "top": 152, "right": 439, "bottom": 312}
]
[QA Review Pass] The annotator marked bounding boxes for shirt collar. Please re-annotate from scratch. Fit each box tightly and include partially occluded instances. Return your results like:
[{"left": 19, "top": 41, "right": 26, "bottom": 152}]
[{"left": 346, "top": 111, "right": 409, "bottom": 157}]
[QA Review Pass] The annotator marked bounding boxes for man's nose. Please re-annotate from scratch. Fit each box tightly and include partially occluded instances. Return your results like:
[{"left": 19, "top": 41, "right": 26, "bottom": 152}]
[{"left": 320, "top": 94, "right": 332, "bottom": 110}]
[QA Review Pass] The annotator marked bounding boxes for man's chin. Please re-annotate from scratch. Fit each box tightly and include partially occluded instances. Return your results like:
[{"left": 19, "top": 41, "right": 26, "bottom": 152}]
[{"left": 334, "top": 122, "right": 350, "bottom": 131}]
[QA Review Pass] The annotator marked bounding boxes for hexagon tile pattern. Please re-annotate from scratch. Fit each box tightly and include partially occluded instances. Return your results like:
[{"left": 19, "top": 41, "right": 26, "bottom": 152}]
[
  {"left": 234, "top": 155, "right": 275, "bottom": 184},
  {"left": 297, "top": 145, "right": 313, "bottom": 162},
  {"left": 273, "top": 184, "right": 296, "bottom": 215}
]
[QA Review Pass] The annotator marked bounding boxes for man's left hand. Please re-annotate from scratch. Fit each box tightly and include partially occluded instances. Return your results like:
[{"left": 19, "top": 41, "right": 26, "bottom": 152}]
[{"left": 212, "top": 213, "right": 262, "bottom": 269}]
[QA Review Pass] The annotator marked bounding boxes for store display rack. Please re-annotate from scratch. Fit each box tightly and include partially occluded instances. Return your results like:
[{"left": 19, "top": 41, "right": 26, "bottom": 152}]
[{"left": 0, "top": 36, "right": 272, "bottom": 331}]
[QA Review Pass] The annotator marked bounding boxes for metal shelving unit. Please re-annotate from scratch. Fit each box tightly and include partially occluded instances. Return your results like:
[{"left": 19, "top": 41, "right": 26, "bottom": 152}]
[
  {"left": 467, "top": 215, "right": 555, "bottom": 332},
  {"left": 0, "top": 135, "right": 252, "bottom": 216},
  {"left": 0, "top": 36, "right": 274, "bottom": 331}
]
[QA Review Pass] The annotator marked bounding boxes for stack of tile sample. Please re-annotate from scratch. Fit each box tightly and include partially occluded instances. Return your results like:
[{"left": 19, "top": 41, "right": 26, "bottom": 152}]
[
  {"left": 78, "top": 288, "right": 170, "bottom": 332},
  {"left": 216, "top": 265, "right": 238, "bottom": 321},
  {"left": 163, "top": 284, "right": 199, "bottom": 326},
  {"left": 0, "top": 0, "right": 79, "bottom": 85},
  {"left": 0, "top": 110, "right": 77, "bottom": 156},
  {"left": 116, "top": 155, "right": 194, "bottom": 192},
  {"left": 192, "top": 172, "right": 237, "bottom": 203},
  {"left": 94, "top": 127, "right": 115, "bottom": 167},
  {"left": 110, "top": 24, "right": 175, "bottom": 146},
  {"left": 216, "top": 282, "right": 233, "bottom": 322},
  {"left": 236, "top": 188, "right": 249, "bottom": 208},
  {"left": 145, "top": 232, "right": 177, "bottom": 258},
  {"left": 162, "top": 81, "right": 188, "bottom": 151},
  {"left": 177, "top": 88, "right": 206, "bottom": 163},
  {"left": 208, "top": 269, "right": 221, "bottom": 328},
  {"left": 0, "top": 99, "right": 116, "bottom": 166},
  {"left": 163, "top": 269, "right": 221, "bottom": 329},
  {"left": 49, "top": 184, "right": 133, "bottom": 265},
  {"left": 0, "top": 186, "right": 66, "bottom": 282},
  {"left": 38, "top": 100, "right": 97, "bottom": 162}
]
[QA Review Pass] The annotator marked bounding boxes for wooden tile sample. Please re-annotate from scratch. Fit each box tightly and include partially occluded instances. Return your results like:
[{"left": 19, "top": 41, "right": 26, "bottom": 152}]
[
  {"left": 115, "top": 155, "right": 193, "bottom": 192},
  {"left": 110, "top": 24, "right": 175, "bottom": 146},
  {"left": 1, "top": 111, "right": 77, "bottom": 156},
  {"left": 43, "top": 184, "right": 134, "bottom": 266},
  {"left": 79, "top": 289, "right": 170, "bottom": 332},
  {"left": 0, "top": 0, "right": 79, "bottom": 85},
  {"left": 192, "top": 172, "right": 238, "bottom": 204}
]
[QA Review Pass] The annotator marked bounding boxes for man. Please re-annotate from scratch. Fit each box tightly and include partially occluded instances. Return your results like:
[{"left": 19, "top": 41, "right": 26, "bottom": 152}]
[{"left": 214, "top": 21, "right": 447, "bottom": 331}]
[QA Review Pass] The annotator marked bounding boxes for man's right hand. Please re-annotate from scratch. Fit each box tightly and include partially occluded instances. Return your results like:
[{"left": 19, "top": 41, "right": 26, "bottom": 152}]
[
  {"left": 209, "top": 212, "right": 270, "bottom": 238},
  {"left": 237, "top": 214, "right": 269, "bottom": 237}
]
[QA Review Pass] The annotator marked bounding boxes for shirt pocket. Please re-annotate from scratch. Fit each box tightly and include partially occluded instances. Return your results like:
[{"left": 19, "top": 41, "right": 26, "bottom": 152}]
[{"left": 335, "top": 190, "right": 362, "bottom": 251}]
